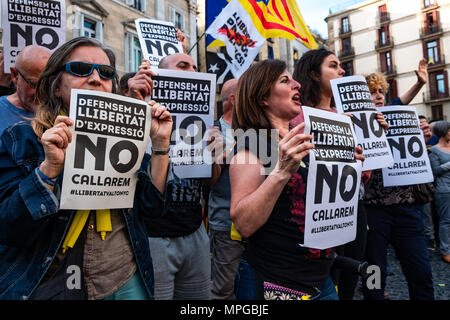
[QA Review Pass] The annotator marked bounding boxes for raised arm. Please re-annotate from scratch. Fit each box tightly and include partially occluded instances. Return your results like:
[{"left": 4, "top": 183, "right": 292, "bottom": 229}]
[{"left": 399, "top": 58, "right": 428, "bottom": 105}]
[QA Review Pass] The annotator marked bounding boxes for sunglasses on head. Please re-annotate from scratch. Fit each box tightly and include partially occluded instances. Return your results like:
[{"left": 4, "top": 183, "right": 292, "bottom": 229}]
[{"left": 62, "top": 61, "right": 116, "bottom": 79}]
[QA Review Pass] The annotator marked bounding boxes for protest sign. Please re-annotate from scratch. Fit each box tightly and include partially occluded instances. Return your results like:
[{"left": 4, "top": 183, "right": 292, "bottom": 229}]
[
  {"left": 148, "top": 69, "right": 216, "bottom": 178},
  {"left": 377, "top": 105, "right": 434, "bottom": 187},
  {"left": 331, "top": 76, "right": 394, "bottom": 170},
  {"left": 60, "top": 89, "right": 151, "bottom": 210},
  {"left": 135, "top": 18, "right": 184, "bottom": 68},
  {"left": 205, "top": 0, "right": 265, "bottom": 78},
  {"left": 302, "top": 106, "right": 362, "bottom": 249},
  {"left": 1, "top": 0, "right": 65, "bottom": 73}
]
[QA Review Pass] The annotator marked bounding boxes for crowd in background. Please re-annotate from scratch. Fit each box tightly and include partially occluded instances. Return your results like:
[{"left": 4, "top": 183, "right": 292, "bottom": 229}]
[{"left": 0, "top": 36, "right": 448, "bottom": 300}]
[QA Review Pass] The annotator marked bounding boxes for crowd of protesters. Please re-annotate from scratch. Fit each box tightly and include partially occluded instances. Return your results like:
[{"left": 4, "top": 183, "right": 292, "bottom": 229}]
[{"left": 0, "top": 35, "right": 448, "bottom": 301}]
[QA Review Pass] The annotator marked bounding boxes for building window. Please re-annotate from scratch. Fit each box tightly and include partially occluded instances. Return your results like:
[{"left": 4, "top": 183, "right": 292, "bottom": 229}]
[
  {"left": 127, "top": 0, "right": 146, "bottom": 12},
  {"left": 378, "top": 25, "right": 390, "bottom": 45},
  {"left": 436, "top": 74, "right": 445, "bottom": 94},
  {"left": 430, "top": 71, "right": 448, "bottom": 99},
  {"left": 267, "top": 45, "right": 274, "bottom": 60},
  {"left": 386, "top": 79, "right": 398, "bottom": 105},
  {"left": 431, "top": 105, "right": 443, "bottom": 120},
  {"left": 132, "top": 37, "right": 143, "bottom": 72},
  {"left": 426, "top": 40, "right": 439, "bottom": 64},
  {"left": 341, "top": 17, "right": 349, "bottom": 33},
  {"left": 125, "top": 33, "right": 143, "bottom": 72},
  {"left": 380, "top": 51, "right": 393, "bottom": 73},
  {"left": 73, "top": 12, "right": 103, "bottom": 42},
  {"left": 379, "top": 4, "right": 389, "bottom": 22},
  {"left": 169, "top": 7, "right": 186, "bottom": 32},
  {"left": 342, "top": 61, "right": 353, "bottom": 76},
  {"left": 83, "top": 19, "right": 96, "bottom": 38},
  {"left": 424, "top": 0, "right": 436, "bottom": 8},
  {"left": 342, "top": 37, "right": 351, "bottom": 52}
]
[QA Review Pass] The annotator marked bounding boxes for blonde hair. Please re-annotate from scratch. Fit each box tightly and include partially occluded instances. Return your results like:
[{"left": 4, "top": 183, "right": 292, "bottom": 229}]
[{"left": 365, "top": 72, "right": 389, "bottom": 94}]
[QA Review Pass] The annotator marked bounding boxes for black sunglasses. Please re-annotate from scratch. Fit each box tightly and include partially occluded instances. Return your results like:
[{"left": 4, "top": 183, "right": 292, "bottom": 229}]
[{"left": 62, "top": 61, "right": 116, "bottom": 79}]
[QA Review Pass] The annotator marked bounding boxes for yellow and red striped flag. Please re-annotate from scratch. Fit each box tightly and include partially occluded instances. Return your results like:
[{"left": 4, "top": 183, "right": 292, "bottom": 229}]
[
  {"left": 210, "top": 0, "right": 318, "bottom": 49},
  {"left": 241, "top": 0, "right": 318, "bottom": 49}
]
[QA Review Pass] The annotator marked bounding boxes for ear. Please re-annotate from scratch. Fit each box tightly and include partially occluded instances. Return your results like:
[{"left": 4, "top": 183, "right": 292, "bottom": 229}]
[
  {"left": 9, "top": 67, "right": 18, "bottom": 84},
  {"left": 310, "top": 70, "right": 320, "bottom": 81}
]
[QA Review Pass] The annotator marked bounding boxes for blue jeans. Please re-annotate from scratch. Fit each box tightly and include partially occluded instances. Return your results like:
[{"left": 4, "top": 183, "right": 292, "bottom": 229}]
[
  {"left": 234, "top": 258, "right": 255, "bottom": 300},
  {"left": 104, "top": 273, "right": 150, "bottom": 300},
  {"left": 418, "top": 203, "right": 435, "bottom": 244},
  {"left": 318, "top": 275, "right": 339, "bottom": 300},
  {"left": 435, "top": 193, "right": 450, "bottom": 255},
  {"left": 362, "top": 204, "right": 434, "bottom": 300}
]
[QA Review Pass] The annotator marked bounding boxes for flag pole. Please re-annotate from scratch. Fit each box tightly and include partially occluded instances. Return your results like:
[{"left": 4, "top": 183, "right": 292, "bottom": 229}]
[{"left": 187, "top": 31, "right": 206, "bottom": 55}]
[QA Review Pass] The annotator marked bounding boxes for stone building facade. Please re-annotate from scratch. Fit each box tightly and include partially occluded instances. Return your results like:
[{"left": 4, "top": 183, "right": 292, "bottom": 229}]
[{"left": 326, "top": 0, "right": 450, "bottom": 120}]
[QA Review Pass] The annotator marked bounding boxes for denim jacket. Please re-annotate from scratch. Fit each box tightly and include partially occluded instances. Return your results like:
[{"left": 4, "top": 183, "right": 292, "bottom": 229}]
[{"left": 0, "top": 121, "right": 170, "bottom": 300}]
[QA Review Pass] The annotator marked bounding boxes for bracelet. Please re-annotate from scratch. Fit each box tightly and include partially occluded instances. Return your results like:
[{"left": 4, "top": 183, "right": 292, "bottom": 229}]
[
  {"left": 37, "top": 167, "right": 58, "bottom": 186},
  {"left": 151, "top": 146, "right": 170, "bottom": 155}
]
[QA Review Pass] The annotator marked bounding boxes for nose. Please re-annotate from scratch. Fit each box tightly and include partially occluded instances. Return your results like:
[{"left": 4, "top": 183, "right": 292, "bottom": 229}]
[
  {"left": 292, "top": 79, "right": 301, "bottom": 90},
  {"left": 338, "top": 66, "right": 346, "bottom": 76},
  {"left": 87, "top": 68, "right": 102, "bottom": 85}
]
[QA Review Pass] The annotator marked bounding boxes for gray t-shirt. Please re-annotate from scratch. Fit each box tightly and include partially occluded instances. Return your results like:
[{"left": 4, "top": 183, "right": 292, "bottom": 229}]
[
  {"left": 429, "top": 146, "right": 450, "bottom": 193},
  {"left": 207, "top": 118, "right": 233, "bottom": 232}
]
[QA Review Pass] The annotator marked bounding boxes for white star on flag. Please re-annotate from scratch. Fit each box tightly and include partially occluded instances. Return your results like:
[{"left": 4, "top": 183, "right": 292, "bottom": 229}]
[{"left": 208, "top": 63, "right": 220, "bottom": 73}]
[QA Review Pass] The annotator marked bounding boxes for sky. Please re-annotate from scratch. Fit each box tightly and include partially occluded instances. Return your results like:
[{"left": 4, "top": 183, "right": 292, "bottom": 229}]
[{"left": 296, "top": 0, "right": 367, "bottom": 39}]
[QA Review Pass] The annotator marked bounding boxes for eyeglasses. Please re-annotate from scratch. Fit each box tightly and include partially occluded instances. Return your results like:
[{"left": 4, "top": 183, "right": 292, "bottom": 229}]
[
  {"left": 62, "top": 61, "right": 116, "bottom": 79},
  {"left": 16, "top": 69, "right": 38, "bottom": 89}
]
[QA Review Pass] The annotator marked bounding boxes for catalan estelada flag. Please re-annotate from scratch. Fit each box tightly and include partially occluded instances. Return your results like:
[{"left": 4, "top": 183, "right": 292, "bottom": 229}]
[
  {"left": 207, "top": 0, "right": 318, "bottom": 49},
  {"left": 240, "top": 0, "right": 318, "bottom": 49}
]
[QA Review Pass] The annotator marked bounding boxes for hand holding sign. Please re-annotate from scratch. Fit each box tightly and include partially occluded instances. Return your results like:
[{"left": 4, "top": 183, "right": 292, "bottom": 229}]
[
  {"left": 176, "top": 28, "right": 187, "bottom": 54},
  {"left": 40, "top": 116, "right": 73, "bottom": 178},
  {"left": 275, "top": 123, "right": 314, "bottom": 179},
  {"left": 128, "top": 59, "right": 155, "bottom": 101},
  {"left": 205, "top": 126, "right": 226, "bottom": 165},
  {"left": 149, "top": 100, "right": 172, "bottom": 150}
]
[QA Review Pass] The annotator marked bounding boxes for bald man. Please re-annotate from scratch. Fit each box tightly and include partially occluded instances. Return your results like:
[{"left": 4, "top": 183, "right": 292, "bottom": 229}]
[
  {"left": 158, "top": 53, "right": 197, "bottom": 72},
  {"left": 0, "top": 45, "right": 51, "bottom": 138}
]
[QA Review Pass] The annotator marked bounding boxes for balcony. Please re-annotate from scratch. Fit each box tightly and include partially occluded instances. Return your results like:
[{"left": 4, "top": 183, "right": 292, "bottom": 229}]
[
  {"left": 382, "top": 66, "right": 397, "bottom": 77},
  {"left": 375, "top": 37, "right": 394, "bottom": 51},
  {"left": 427, "top": 54, "right": 446, "bottom": 72},
  {"left": 339, "top": 24, "right": 352, "bottom": 37},
  {"left": 339, "top": 47, "right": 355, "bottom": 60},
  {"left": 420, "top": 24, "right": 443, "bottom": 40},
  {"left": 422, "top": 1, "right": 439, "bottom": 12},
  {"left": 379, "top": 12, "right": 390, "bottom": 25},
  {"left": 423, "top": 90, "right": 450, "bottom": 103}
]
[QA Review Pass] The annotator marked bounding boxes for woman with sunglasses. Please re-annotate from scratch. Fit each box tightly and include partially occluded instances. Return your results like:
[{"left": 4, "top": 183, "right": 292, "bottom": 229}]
[{"left": 0, "top": 37, "right": 172, "bottom": 300}]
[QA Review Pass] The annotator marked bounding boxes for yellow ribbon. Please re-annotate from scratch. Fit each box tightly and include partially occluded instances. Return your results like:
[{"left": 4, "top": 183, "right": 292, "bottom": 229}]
[{"left": 61, "top": 209, "right": 112, "bottom": 253}]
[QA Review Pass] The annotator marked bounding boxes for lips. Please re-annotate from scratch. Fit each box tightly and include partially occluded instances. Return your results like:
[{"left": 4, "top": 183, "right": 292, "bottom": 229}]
[{"left": 292, "top": 93, "right": 301, "bottom": 105}]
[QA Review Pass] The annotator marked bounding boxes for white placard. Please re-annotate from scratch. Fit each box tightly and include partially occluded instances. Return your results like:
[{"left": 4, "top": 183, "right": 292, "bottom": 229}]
[
  {"left": 146, "top": 69, "right": 216, "bottom": 178},
  {"left": 378, "top": 105, "right": 434, "bottom": 187},
  {"left": 331, "top": 76, "right": 394, "bottom": 170},
  {"left": 1, "top": 0, "right": 66, "bottom": 73},
  {"left": 205, "top": 0, "right": 265, "bottom": 78},
  {"left": 60, "top": 89, "right": 151, "bottom": 210},
  {"left": 135, "top": 18, "right": 184, "bottom": 68},
  {"left": 302, "top": 106, "right": 362, "bottom": 250}
]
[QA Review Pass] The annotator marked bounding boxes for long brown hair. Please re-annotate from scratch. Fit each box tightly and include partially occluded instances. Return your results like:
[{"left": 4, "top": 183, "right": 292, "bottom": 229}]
[
  {"left": 232, "top": 59, "right": 286, "bottom": 132},
  {"left": 32, "top": 37, "right": 118, "bottom": 137}
]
